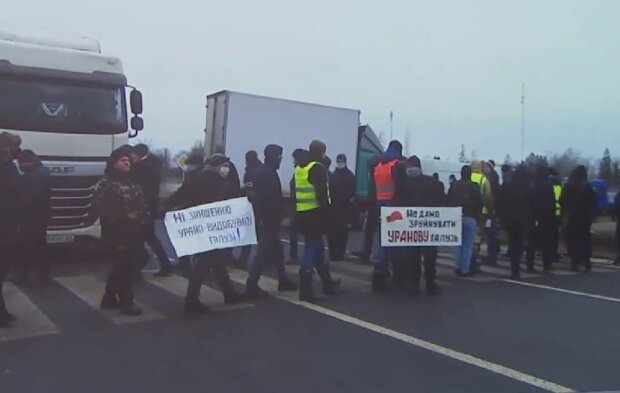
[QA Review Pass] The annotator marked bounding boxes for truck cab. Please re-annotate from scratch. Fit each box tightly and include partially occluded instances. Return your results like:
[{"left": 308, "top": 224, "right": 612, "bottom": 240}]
[{"left": 0, "top": 30, "right": 143, "bottom": 245}]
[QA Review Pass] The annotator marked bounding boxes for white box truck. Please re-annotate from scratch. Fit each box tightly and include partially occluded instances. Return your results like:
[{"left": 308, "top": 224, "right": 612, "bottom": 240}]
[
  {"left": 204, "top": 91, "right": 372, "bottom": 196},
  {"left": 0, "top": 30, "right": 144, "bottom": 245}
]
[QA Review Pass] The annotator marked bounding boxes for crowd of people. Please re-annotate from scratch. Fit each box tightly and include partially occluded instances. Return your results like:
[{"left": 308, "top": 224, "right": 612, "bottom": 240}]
[{"left": 0, "top": 130, "right": 615, "bottom": 327}]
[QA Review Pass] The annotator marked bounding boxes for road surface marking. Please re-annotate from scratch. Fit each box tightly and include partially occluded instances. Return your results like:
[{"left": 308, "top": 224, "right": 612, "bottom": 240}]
[
  {"left": 502, "top": 279, "right": 620, "bottom": 304},
  {"left": 145, "top": 274, "right": 253, "bottom": 311},
  {"left": 55, "top": 275, "right": 164, "bottom": 325},
  {"left": 0, "top": 283, "right": 60, "bottom": 342},
  {"left": 227, "top": 268, "right": 573, "bottom": 392}
]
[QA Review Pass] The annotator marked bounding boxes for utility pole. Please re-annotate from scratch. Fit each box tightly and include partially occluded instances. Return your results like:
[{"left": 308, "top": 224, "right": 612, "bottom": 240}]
[
  {"left": 521, "top": 83, "right": 525, "bottom": 161},
  {"left": 390, "top": 111, "right": 394, "bottom": 141}
]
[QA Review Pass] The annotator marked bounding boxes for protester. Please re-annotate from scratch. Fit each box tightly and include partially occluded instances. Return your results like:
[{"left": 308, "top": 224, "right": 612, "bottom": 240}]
[
  {"left": 166, "top": 154, "right": 245, "bottom": 313},
  {"left": 501, "top": 164, "right": 513, "bottom": 184},
  {"left": 393, "top": 156, "right": 445, "bottom": 295},
  {"left": 244, "top": 145, "right": 297, "bottom": 297},
  {"left": 497, "top": 166, "right": 532, "bottom": 279},
  {"left": 353, "top": 154, "right": 381, "bottom": 263},
  {"left": 470, "top": 160, "right": 495, "bottom": 272},
  {"left": 238, "top": 150, "right": 263, "bottom": 269},
  {"left": 287, "top": 149, "right": 306, "bottom": 265},
  {"left": 560, "top": 166, "right": 597, "bottom": 272},
  {"left": 92, "top": 148, "right": 148, "bottom": 316},
  {"left": 549, "top": 168, "right": 563, "bottom": 262},
  {"left": 372, "top": 140, "right": 405, "bottom": 293},
  {"left": 449, "top": 174, "right": 457, "bottom": 185},
  {"left": 293, "top": 141, "right": 340, "bottom": 302},
  {"left": 432, "top": 172, "right": 445, "bottom": 192},
  {"left": 0, "top": 133, "right": 21, "bottom": 327},
  {"left": 526, "top": 165, "right": 557, "bottom": 273},
  {"left": 328, "top": 154, "right": 356, "bottom": 261},
  {"left": 482, "top": 160, "right": 500, "bottom": 266},
  {"left": 448, "top": 165, "right": 483, "bottom": 277},
  {"left": 131, "top": 144, "right": 173, "bottom": 277},
  {"left": 16, "top": 150, "right": 52, "bottom": 284}
]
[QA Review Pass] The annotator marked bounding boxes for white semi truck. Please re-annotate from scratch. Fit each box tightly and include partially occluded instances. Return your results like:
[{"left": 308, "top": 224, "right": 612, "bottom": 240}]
[{"left": 0, "top": 31, "right": 144, "bottom": 245}]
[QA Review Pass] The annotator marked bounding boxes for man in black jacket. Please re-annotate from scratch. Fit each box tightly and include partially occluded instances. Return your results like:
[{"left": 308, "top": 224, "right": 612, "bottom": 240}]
[
  {"left": 393, "top": 156, "right": 445, "bottom": 295},
  {"left": 447, "top": 166, "right": 483, "bottom": 276},
  {"left": 16, "top": 150, "right": 52, "bottom": 284},
  {"left": 328, "top": 154, "right": 356, "bottom": 261},
  {"left": 244, "top": 145, "right": 297, "bottom": 297},
  {"left": 526, "top": 165, "right": 557, "bottom": 273},
  {"left": 0, "top": 135, "right": 21, "bottom": 328},
  {"left": 165, "top": 154, "right": 244, "bottom": 314},
  {"left": 132, "top": 144, "right": 173, "bottom": 277}
]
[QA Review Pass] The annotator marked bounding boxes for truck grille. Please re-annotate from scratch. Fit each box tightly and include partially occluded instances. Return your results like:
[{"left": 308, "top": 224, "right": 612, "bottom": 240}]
[{"left": 49, "top": 176, "right": 100, "bottom": 230}]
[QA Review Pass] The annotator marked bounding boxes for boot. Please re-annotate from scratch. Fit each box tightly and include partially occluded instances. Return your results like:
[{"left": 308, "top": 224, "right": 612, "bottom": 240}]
[
  {"left": 120, "top": 303, "right": 143, "bottom": 316},
  {"left": 100, "top": 294, "right": 121, "bottom": 310},
  {"left": 223, "top": 290, "right": 245, "bottom": 305},
  {"left": 426, "top": 282, "right": 443, "bottom": 296},
  {"left": 277, "top": 278, "right": 298, "bottom": 292},
  {"left": 153, "top": 267, "right": 173, "bottom": 277},
  {"left": 372, "top": 271, "right": 390, "bottom": 294},
  {"left": 316, "top": 263, "right": 340, "bottom": 295},
  {"left": 247, "top": 286, "right": 270, "bottom": 299},
  {"left": 184, "top": 299, "right": 211, "bottom": 315},
  {"left": 298, "top": 270, "right": 317, "bottom": 302}
]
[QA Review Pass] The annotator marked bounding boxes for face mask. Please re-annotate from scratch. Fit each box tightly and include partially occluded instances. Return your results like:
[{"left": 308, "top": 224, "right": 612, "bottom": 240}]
[
  {"left": 336, "top": 163, "right": 346, "bottom": 170},
  {"left": 219, "top": 166, "right": 230, "bottom": 178},
  {"left": 406, "top": 167, "right": 421, "bottom": 178}
]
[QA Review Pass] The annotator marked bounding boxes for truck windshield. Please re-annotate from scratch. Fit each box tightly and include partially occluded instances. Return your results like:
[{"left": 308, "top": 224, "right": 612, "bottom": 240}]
[{"left": 0, "top": 76, "right": 127, "bottom": 134}]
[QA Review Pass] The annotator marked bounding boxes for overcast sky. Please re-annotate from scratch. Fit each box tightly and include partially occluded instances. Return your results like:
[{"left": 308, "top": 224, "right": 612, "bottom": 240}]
[{"left": 3, "top": 0, "right": 619, "bottom": 162}]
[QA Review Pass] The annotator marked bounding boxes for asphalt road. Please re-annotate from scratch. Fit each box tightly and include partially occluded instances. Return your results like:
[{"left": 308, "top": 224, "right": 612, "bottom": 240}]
[{"left": 2, "top": 231, "right": 620, "bottom": 393}]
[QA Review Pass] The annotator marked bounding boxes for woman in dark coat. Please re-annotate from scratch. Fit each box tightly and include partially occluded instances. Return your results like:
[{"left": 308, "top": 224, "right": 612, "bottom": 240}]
[
  {"left": 560, "top": 166, "right": 597, "bottom": 272},
  {"left": 92, "top": 148, "right": 150, "bottom": 315}
]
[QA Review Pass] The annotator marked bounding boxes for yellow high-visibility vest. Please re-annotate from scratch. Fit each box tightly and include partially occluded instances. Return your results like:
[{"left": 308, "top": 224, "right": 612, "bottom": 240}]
[
  {"left": 471, "top": 172, "right": 489, "bottom": 214},
  {"left": 295, "top": 162, "right": 320, "bottom": 212},
  {"left": 553, "top": 184, "right": 562, "bottom": 217}
]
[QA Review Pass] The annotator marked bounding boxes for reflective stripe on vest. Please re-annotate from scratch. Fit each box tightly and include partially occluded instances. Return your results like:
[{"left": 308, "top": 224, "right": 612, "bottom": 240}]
[
  {"left": 295, "top": 162, "right": 332, "bottom": 212},
  {"left": 471, "top": 172, "right": 489, "bottom": 214},
  {"left": 553, "top": 185, "right": 562, "bottom": 217},
  {"left": 374, "top": 160, "right": 398, "bottom": 201}
]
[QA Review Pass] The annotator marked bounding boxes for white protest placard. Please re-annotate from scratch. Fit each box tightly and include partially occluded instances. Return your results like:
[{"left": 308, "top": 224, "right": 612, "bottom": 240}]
[
  {"left": 381, "top": 207, "right": 462, "bottom": 247},
  {"left": 164, "top": 197, "right": 257, "bottom": 257}
]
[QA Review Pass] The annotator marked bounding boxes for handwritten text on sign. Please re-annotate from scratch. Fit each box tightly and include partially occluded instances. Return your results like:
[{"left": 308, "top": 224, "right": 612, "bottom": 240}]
[
  {"left": 164, "top": 197, "right": 257, "bottom": 257},
  {"left": 381, "top": 207, "right": 462, "bottom": 247}
]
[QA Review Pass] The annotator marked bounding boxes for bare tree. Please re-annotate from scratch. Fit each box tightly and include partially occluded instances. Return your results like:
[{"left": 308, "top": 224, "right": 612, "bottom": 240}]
[{"left": 457, "top": 144, "right": 468, "bottom": 163}]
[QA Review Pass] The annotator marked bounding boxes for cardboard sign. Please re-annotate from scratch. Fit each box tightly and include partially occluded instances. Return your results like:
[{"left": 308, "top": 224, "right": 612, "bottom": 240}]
[
  {"left": 164, "top": 197, "right": 257, "bottom": 257},
  {"left": 381, "top": 207, "right": 462, "bottom": 247}
]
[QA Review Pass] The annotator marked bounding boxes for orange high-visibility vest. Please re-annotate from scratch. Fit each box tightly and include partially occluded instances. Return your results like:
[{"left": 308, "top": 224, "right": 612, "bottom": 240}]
[{"left": 374, "top": 160, "right": 398, "bottom": 201}]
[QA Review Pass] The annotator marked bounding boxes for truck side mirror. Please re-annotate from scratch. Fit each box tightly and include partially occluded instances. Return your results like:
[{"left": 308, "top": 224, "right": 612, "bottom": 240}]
[
  {"left": 130, "top": 89, "right": 143, "bottom": 115},
  {"left": 131, "top": 116, "right": 144, "bottom": 132}
]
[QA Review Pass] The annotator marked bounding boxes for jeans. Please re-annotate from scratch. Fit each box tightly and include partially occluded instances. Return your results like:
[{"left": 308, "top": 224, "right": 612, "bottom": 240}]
[
  {"left": 238, "top": 245, "right": 252, "bottom": 267},
  {"left": 301, "top": 235, "right": 325, "bottom": 272},
  {"left": 506, "top": 226, "right": 526, "bottom": 276},
  {"left": 247, "top": 222, "right": 287, "bottom": 290},
  {"left": 453, "top": 217, "right": 477, "bottom": 274}
]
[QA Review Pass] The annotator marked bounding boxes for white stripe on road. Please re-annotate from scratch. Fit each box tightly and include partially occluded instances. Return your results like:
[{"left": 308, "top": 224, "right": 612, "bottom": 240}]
[
  {"left": 0, "top": 283, "right": 60, "bottom": 342},
  {"left": 501, "top": 279, "right": 620, "bottom": 304},
  {"left": 228, "top": 268, "right": 573, "bottom": 392},
  {"left": 145, "top": 274, "right": 253, "bottom": 312},
  {"left": 55, "top": 275, "right": 164, "bottom": 325}
]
